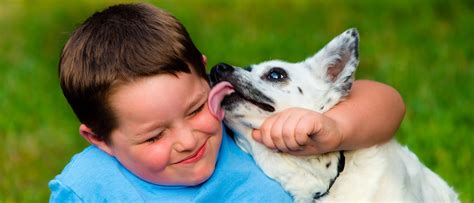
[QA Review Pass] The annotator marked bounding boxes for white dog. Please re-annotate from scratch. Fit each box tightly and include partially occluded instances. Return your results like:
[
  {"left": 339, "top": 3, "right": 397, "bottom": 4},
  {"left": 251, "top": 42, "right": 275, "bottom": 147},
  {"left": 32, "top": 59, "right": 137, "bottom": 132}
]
[{"left": 208, "top": 28, "right": 458, "bottom": 202}]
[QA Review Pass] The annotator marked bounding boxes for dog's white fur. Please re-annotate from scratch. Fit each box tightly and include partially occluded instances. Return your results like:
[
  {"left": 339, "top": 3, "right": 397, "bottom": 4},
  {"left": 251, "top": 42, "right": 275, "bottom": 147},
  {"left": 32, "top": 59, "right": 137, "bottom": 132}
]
[{"left": 214, "top": 28, "right": 458, "bottom": 202}]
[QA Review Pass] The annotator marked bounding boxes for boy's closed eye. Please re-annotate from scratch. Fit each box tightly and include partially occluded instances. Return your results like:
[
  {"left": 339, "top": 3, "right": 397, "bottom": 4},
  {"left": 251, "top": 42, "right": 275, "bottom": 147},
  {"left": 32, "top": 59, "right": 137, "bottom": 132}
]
[
  {"left": 144, "top": 130, "right": 165, "bottom": 143},
  {"left": 143, "top": 101, "right": 206, "bottom": 144},
  {"left": 188, "top": 102, "right": 205, "bottom": 117}
]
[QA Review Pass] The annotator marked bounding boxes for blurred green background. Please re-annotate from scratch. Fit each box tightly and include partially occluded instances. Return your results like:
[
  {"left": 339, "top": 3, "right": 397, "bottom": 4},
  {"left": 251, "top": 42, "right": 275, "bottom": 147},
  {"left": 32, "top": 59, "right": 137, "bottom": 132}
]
[{"left": 1, "top": 0, "right": 472, "bottom": 202}]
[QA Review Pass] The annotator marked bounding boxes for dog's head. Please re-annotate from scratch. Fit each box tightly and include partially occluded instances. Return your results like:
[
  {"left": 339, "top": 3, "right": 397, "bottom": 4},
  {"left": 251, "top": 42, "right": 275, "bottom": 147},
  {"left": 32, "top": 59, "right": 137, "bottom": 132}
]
[{"left": 209, "top": 28, "right": 359, "bottom": 130}]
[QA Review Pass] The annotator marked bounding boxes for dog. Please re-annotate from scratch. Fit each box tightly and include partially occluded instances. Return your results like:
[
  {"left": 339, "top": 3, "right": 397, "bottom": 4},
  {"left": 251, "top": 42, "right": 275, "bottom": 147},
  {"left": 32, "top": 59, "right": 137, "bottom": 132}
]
[{"left": 208, "top": 28, "right": 458, "bottom": 202}]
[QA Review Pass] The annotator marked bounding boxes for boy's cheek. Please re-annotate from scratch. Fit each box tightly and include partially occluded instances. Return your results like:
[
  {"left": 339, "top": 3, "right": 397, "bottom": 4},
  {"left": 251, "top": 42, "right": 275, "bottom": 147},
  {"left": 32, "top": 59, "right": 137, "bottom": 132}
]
[{"left": 192, "top": 105, "right": 222, "bottom": 134}]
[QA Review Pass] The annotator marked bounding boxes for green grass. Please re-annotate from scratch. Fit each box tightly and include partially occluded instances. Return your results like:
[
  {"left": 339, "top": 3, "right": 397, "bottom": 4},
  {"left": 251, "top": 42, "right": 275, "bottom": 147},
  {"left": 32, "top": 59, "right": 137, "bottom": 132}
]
[{"left": 1, "top": 0, "right": 472, "bottom": 202}]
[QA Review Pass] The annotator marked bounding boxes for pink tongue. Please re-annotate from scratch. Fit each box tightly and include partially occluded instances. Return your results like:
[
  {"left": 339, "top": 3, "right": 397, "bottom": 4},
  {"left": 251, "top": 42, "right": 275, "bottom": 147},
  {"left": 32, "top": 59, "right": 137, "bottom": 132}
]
[{"left": 208, "top": 82, "right": 235, "bottom": 120}]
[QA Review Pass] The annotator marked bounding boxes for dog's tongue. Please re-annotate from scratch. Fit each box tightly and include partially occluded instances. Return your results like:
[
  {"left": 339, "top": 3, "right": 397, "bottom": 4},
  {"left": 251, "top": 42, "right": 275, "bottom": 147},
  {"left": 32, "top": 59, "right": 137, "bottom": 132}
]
[{"left": 208, "top": 82, "right": 235, "bottom": 120}]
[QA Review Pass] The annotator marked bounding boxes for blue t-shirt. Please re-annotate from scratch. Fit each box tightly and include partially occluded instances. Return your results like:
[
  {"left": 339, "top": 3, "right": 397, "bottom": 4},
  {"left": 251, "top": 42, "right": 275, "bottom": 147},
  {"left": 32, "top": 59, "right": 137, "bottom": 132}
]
[{"left": 49, "top": 127, "right": 292, "bottom": 202}]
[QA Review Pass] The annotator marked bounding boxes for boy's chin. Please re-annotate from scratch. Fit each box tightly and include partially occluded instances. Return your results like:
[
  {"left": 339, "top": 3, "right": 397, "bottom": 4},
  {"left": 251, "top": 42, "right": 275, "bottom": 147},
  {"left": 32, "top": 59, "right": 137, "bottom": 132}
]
[
  {"left": 185, "top": 164, "right": 216, "bottom": 186},
  {"left": 147, "top": 164, "right": 216, "bottom": 186}
]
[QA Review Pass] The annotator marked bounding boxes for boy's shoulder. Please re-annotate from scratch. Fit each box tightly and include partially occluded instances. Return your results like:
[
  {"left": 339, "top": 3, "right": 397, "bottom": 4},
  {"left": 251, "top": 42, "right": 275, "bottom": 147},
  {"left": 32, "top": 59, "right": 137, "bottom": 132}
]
[
  {"left": 48, "top": 131, "right": 293, "bottom": 202},
  {"left": 58, "top": 145, "right": 115, "bottom": 177},
  {"left": 49, "top": 145, "right": 143, "bottom": 201}
]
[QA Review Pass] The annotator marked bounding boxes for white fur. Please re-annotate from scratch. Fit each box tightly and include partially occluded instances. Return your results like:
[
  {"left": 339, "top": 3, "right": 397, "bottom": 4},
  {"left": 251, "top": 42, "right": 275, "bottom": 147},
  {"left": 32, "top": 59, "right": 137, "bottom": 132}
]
[{"left": 219, "top": 28, "right": 459, "bottom": 202}]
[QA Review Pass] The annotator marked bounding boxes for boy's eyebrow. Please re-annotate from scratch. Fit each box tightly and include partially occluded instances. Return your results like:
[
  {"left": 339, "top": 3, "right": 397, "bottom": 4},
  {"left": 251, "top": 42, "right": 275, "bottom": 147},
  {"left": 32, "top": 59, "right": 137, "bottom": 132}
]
[{"left": 187, "top": 90, "right": 208, "bottom": 111}]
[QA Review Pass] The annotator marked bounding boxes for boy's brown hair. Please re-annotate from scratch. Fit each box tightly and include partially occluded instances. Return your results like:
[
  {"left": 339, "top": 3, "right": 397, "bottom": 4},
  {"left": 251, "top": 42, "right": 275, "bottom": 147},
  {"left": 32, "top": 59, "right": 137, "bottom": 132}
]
[{"left": 59, "top": 3, "right": 206, "bottom": 142}]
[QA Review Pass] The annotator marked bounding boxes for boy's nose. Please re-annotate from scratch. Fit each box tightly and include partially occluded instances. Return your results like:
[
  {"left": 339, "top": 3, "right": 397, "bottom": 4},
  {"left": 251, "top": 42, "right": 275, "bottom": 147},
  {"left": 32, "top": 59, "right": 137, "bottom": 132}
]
[
  {"left": 174, "top": 128, "right": 198, "bottom": 152},
  {"left": 209, "top": 63, "right": 234, "bottom": 84}
]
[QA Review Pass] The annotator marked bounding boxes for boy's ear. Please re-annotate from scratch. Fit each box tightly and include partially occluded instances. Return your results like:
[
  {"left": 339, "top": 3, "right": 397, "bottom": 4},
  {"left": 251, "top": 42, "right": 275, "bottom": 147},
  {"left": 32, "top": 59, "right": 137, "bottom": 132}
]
[
  {"left": 305, "top": 28, "right": 359, "bottom": 95},
  {"left": 202, "top": 55, "right": 207, "bottom": 66},
  {"left": 79, "top": 124, "right": 114, "bottom": 156}
]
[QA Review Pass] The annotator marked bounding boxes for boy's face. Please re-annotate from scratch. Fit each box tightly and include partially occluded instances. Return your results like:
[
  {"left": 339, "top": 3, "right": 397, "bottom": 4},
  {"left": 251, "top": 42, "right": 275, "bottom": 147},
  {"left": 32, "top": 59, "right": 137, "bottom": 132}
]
[{"left": 105, "top": 72, "right": 222, "bottom": 186}]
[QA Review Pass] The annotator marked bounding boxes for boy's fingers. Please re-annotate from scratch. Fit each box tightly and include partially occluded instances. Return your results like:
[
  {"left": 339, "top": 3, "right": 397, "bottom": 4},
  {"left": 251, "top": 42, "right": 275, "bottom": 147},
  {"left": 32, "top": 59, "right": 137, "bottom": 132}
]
[
  {"left": 261, "top": 132, "right": 277, "bottom": 149},
  {"left": 260, "top": 116, "right": 278, "bottom": 149},
  {"left": 293, "top": 115, "right": 308, "bottom": 145},
  {"left": 295, "top": 115, "right": 316, "bottom": 146},
  {"left": 295, "top": 132, "right": 309, "bottom": 147},
  {"left": 251, "top": 130, "right": 262, "bottom": 143},
  {"left": 270, "top": 114, "right": 291, "bottom": 152},
  {"left": 282, "top": 114, "right": 303, "bottom": 151}
]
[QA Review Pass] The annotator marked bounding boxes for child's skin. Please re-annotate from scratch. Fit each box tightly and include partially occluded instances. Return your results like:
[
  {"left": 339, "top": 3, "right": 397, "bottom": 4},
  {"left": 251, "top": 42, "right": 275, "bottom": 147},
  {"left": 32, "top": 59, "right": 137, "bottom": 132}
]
[
  {"left": 81, "top": 54, "right": 405, "bottom": 185},
  {"left": 80, "top": 69, "right": 223, "bottom": 186},
  {"left": 253, "top": 80, "right": 405, "bottom": 155}
]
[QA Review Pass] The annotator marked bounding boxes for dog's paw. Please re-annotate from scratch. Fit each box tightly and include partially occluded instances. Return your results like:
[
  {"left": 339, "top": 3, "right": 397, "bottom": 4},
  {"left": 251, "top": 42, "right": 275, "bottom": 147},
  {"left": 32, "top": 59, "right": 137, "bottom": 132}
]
[
  {"left": 293, "top": 190, "right": 327, "bottom": 203},
  {"left": 282, "top": 173, "right": 329, "bottom": 203}
]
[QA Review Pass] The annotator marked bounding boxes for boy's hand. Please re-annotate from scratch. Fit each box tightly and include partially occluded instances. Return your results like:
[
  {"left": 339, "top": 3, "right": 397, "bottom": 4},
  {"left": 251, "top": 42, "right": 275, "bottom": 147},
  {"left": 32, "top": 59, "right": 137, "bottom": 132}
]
[{"left": 251, "top": 108, "right": 343, "bottom": 156}]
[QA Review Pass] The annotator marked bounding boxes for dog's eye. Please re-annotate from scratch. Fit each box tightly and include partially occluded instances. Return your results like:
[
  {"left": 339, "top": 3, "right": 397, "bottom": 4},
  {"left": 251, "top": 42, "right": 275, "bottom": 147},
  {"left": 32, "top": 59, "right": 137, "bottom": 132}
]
[{"left": 264, "top": 67, "right": 287, "bottom": 82}]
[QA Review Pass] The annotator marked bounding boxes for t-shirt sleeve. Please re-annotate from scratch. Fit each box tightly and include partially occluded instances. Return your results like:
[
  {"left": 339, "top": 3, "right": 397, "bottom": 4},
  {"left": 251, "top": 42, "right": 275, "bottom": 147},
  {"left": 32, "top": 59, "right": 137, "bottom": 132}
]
[{"left": 49, "top": 179, "right": 82, "bottom": 202}]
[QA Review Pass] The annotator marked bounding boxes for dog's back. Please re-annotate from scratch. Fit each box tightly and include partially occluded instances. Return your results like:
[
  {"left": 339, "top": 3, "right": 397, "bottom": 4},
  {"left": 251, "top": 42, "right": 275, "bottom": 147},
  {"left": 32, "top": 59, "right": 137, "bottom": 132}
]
[{"left": 326, "top": 140, "right": 458, "bottom": 202}]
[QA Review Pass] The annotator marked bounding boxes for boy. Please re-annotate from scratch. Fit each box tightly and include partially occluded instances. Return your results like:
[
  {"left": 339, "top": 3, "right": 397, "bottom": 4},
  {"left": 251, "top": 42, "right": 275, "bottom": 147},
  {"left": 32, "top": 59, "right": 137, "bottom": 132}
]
[{"left": 49, "top": 3, "right": 405, "bottom": 202}]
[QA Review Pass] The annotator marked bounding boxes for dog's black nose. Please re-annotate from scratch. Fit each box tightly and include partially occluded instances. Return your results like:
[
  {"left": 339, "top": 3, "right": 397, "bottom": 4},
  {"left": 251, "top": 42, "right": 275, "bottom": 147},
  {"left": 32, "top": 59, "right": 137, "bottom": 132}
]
[
  {"left": 214, "top": 63, "right": 234, "bottom": 74},
  {"left": 210, "top": 63, "right": 234, "bottom": 85}
]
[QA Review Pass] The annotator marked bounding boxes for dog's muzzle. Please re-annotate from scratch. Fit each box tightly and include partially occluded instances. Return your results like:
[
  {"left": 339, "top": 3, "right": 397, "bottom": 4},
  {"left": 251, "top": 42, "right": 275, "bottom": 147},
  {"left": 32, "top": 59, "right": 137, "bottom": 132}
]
[
  {"left": 209, "top": 63, "right": 275, "bottom": 113},
  {"left": 210, "top": 63, "right": 235, "bottom": 85}
]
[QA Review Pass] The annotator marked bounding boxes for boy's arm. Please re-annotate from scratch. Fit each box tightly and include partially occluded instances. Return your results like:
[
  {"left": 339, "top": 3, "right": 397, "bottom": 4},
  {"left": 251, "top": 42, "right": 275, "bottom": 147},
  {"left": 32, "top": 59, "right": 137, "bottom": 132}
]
[
  {"left": 252, "top": 80, "right": 405, "bottom": 155},
  {"left": 326, "top": 80, "right": 405, "bottom": 151}
]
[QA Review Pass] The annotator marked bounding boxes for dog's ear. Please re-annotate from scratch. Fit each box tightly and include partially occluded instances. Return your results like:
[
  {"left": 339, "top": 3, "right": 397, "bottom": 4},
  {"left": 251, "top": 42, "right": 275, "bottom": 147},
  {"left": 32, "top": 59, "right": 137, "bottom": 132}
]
[{"left": 305, "top": 28, "right": 359, "bottom": 95}]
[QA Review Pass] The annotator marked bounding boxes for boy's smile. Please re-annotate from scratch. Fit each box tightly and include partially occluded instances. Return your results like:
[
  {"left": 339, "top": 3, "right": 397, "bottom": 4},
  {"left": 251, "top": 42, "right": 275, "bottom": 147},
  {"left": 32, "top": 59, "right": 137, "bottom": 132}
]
[
  {"left": 96, "top": 72, "right": 222, "bottom": 186},
  {"left": 174, "top": 141, "right": 207, "bottom": 164}
]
